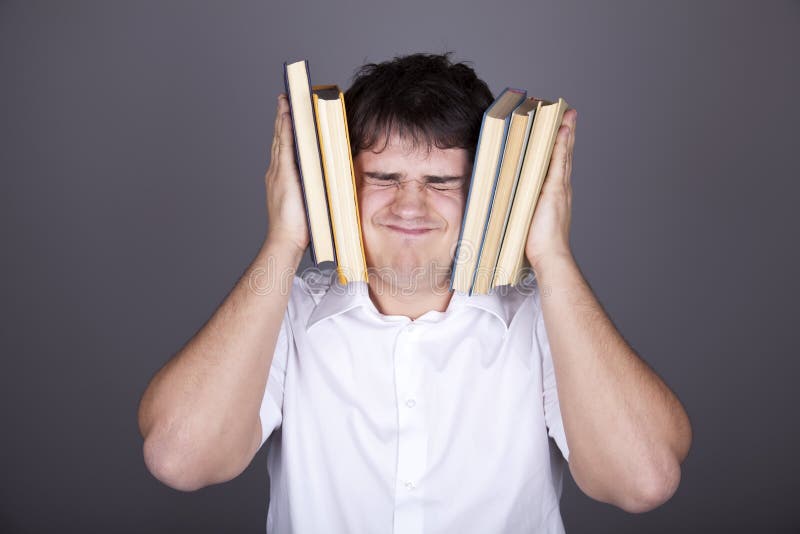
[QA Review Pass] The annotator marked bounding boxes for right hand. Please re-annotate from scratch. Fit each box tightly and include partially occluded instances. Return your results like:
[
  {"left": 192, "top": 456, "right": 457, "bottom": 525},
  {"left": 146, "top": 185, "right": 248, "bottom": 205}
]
[{"left": 264, "top": 94, "right": 309, "bottom": 257}]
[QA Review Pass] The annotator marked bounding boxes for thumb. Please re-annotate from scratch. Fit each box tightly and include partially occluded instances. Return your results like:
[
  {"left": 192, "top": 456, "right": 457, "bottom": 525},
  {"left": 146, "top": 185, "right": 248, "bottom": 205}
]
[{"left": 542, "top": 124, "right": 571, "bottom": 194}]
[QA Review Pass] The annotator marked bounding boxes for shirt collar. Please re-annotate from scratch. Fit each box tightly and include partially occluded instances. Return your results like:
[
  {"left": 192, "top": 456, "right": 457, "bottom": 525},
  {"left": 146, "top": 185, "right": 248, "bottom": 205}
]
[
  {"left": 306, "top": 281, "right": 372, "bottom": 330},
  {"left": 306, "top": 280, "right": 512, "bottom": 331},
  {"left": 449, "top": 290, "right": 511, "bottom": 330}
]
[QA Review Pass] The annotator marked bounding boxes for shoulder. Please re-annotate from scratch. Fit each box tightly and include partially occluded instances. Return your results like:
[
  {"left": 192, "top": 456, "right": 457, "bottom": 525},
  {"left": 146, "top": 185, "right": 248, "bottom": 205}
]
[
  {"left": 285, "top": 266, "right": 339, "bottom": 320},
  {"left": 294, "top": 267, "right": 337, "bottom": 299},
  {"left": 289, "top": 267, "right": 337, "bottom": 305},
  {"left": 493, "top": 271, "right": 544, "bottom": 325}
]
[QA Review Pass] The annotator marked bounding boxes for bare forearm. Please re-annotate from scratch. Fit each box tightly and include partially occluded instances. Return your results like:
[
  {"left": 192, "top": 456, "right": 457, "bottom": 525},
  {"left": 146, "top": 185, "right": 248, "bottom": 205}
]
[
  {"left": 533, "top": 253, "right": 692, "bottom": 512},
  {"left": 138, "top": 238, "right": 302, "bottom": 490}
]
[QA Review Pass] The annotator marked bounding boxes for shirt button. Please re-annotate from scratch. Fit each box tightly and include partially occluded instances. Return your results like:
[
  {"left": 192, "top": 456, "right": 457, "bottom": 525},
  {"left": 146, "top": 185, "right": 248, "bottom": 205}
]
[
  {"left": 404, "top": 481, "right": 416, "bottom": 490},
  {"left": 405, "top": 398, "right": 416, "bottom": 408},
  {"left": 405, "top": 324, "right": 415, "bottom": 332}
]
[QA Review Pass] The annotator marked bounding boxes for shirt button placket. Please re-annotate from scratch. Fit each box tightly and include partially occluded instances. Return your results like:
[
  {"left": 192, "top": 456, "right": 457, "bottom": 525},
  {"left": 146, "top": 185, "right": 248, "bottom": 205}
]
[{"left": 393, "top": 322, "right": 426, "bottom": 533}]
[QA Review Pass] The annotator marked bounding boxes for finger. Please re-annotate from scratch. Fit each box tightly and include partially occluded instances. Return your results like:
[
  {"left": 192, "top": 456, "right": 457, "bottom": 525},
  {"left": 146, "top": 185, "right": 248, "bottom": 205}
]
[
  {"left": 270, "top": 112, "right": 282, "bottom": 165},
  {"left": 544, "top": 124, "right": 571, "bottom": 192},
  {"left": 559, "top": 125, "right": 571, "bottom": 189},
  {"left": 277, "top": 110, "right": 298, "bottom": 171},
  {"left": 273, "top": 94, "right": 284, "bottom": 137},
  {"left": 566, "top": 109, "right": 577, "bottom": 151},
  {"left": 272, "top": 94, "right": 289, "bottom": 148},
  {"left": 267, "top": 95, "right": 285, "bottom": 169},
  {"left": 565, "top": 109, "right": 577, "bottom": 182},
  {"left": 277, "top": 93, "right": 290, "bottom": 123}
]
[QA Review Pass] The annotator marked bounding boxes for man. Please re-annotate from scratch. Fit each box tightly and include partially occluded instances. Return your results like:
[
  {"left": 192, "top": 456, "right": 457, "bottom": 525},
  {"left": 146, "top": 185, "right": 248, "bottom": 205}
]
[{"left": 138, "top": 53, "right": 692, "bottom": 533}]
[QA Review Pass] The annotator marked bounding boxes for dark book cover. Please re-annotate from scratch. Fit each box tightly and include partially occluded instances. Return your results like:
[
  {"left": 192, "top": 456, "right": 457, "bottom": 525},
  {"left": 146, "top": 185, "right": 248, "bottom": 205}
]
[{"left": 282, "top": 60, "right": 336, "bottom": 266}]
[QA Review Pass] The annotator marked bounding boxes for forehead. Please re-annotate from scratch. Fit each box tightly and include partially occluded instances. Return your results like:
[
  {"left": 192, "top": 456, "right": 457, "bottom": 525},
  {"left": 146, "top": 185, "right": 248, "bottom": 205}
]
[{"left": 353, "top": 133, "right": 470, "bottom": 176}]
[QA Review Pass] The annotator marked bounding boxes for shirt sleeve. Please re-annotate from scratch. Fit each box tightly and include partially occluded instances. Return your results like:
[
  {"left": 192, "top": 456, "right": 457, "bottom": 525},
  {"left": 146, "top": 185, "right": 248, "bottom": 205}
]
[
  {"left": 534, "top": 293, "right": 570, "bottom": 461},
  {"left": 258, "top": 313, "right": 292, "bottom": 448}
]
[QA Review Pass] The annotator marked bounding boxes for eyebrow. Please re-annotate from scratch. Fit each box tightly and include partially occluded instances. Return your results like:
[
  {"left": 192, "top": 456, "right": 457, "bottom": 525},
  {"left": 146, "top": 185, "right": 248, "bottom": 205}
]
[{"left": 363, "top": 171, "right": 467, "bottom": 184}]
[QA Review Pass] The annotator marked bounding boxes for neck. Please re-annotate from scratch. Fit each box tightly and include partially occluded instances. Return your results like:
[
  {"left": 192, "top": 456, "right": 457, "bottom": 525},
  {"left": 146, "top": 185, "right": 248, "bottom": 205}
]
[{"left": 367, "top": 282, "right": 454, "bottom": 320}]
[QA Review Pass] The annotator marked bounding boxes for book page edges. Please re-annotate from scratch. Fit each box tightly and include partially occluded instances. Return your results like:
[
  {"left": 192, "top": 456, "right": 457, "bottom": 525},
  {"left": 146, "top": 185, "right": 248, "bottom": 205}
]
[
  {"left": 466, "top": 113, "right": 516, "bottom": 294},
  {"left": 457, "top": 122, "right": 500, "bottom": 292},
  {"left": 472, "top": 97, "right": 540, "bottom": 293},
  {"left": 451, "top": 101, "right": 493, "bottom": 292},
  {"left": 284, "top": 61, "right": 334, "bottom": 265},
  {"left": 312, "top": 92, "right": 347, "bottom": 284},
  {"left": 338, "top": 89, "right": 368, "bottom": 283},
  {"left": 454, "top": 89, "right": 526, "bottom": 293},
  {"left": 472, "top": 109, "right": 534, "bottom": 293},
  {"left": 509, "top": 98, "right": 569, "bottom": 286},
  {"left": 492, "top": 100, "right": 545, "bottom": 288}
]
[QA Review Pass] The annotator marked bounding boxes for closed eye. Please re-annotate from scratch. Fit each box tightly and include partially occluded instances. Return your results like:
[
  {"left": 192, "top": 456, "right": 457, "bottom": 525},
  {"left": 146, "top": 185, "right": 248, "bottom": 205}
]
[
  {"left": 362, "top": 172, "right": 466, "bottom": 192},
  {"left": 426, "top": 177, "right": 464, "bottom": 191},
  {"left": 363, "top": 172, "right": 402, "bottom": 187}
]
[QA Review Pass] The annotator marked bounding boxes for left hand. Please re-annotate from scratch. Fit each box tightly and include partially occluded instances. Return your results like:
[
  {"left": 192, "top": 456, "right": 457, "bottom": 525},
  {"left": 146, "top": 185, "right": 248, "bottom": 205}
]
[{"left": 525, "top": 108, "right": 578, "bottom": 272}]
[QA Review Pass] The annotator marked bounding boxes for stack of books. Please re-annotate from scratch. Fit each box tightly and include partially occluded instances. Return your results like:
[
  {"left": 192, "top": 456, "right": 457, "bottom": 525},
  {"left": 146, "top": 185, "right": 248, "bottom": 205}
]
[
  {"left": 283, "top": 59, "right": 367, "bottom": 284},
  {"left": 451, "top": 88, "right": 569, "bottom": 295},
  {"left": 283, "top": 60, "right": 567, "bottom": 294}
]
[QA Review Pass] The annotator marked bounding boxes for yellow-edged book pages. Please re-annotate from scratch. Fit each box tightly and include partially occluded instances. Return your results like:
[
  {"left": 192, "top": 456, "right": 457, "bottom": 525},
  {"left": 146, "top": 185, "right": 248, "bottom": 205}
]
[
  {"left": 312, "top": 86, "right": 368, "bottom": 284},
  {"left": 472, "top": 97, "right": 540, "bottom": 294},
  {"left": 339, "top": 91, "right": 369, "bottom": 283},
  {"left": 451, "top": 88, "right": 527, "bottom": 294},
  {"left": 493, "top": 98, "right": 569, "bottom": 288}
]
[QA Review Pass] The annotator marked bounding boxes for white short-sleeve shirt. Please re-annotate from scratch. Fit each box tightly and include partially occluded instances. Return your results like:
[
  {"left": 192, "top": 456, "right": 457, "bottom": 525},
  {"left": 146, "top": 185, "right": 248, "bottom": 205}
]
[{"left": 259, "top": 270, "right": 569, "bottom": 534}]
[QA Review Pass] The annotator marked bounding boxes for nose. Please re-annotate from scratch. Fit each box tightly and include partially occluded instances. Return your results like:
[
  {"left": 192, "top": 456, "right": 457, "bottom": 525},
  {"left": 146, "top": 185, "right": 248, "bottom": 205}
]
[{"left": 390, "top": 180, "right": 428, "bottom": 219}]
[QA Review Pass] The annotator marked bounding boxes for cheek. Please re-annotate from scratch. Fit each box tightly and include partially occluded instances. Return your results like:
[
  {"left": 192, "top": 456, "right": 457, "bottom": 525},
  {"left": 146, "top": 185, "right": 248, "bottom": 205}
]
[
  {"left": 357, "top": 192, "right": 379, "bottom": 222},
  {"left": 438, "top": 195, "right": 466, "bottom": 230},
  {"left": 359, "top": 189, "right": 396, "bottom": 219}
]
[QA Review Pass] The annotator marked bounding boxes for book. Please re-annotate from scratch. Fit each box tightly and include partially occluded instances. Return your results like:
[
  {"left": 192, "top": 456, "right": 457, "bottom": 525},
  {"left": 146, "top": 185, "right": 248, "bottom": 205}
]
[
  {"left": 471, "top": 97, "right": 541, "bottom": 295},
  {"left": 493, "top": 98, "right": 569, "bottom": 288},
  {"left": 450, "top": 88, "right": 527, "bottom": 294},
  {"left": 283, "top": 60, "right": 336, "bottom": 264},
  {"left": 311, "top": 86, "right": 368, "bottom": 284}
]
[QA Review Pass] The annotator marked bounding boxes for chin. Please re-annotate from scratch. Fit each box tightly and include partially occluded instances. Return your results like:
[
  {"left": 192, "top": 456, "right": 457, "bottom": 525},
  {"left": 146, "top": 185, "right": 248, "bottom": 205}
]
[
  {"left": 365, "top": 254, "right": 418, "bottom": 288},
  {"left": 381, "top": 257, "right": 455, "bottom": 294}
]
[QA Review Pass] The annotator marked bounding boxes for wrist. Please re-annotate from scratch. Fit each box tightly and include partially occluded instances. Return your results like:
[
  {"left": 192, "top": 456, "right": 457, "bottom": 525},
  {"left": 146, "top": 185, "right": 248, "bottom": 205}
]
[
  {"left": 257, "top": 236, "right": 305, "bottom": 275},
  {"left": 263, "top": 231, "right": 306, "bottom": 267},
  {"left": 246, "top": 239, "right": 304, "bottom": 297},
  {"left": 530, "top": 250, "right": 576, "bottom": 280}
]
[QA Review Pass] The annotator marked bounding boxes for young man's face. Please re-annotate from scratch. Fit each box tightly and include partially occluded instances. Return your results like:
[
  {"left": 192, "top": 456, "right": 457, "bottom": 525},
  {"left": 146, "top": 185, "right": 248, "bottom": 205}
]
[{"left": 354, "top": 134, "right": 470, "bottom": 293}]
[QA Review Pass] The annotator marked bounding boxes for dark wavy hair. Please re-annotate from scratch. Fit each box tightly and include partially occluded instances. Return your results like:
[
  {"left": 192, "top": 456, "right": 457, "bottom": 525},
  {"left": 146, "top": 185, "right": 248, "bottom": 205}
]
[{"left": 344, "top": 52, "right": 494, "bottom": 162}]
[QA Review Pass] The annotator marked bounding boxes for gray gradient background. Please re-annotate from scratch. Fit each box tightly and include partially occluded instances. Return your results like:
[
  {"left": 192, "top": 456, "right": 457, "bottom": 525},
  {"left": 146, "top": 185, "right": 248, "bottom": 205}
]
[{"left": 1, "top": 1, "right": 798, "bottom": 532}]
